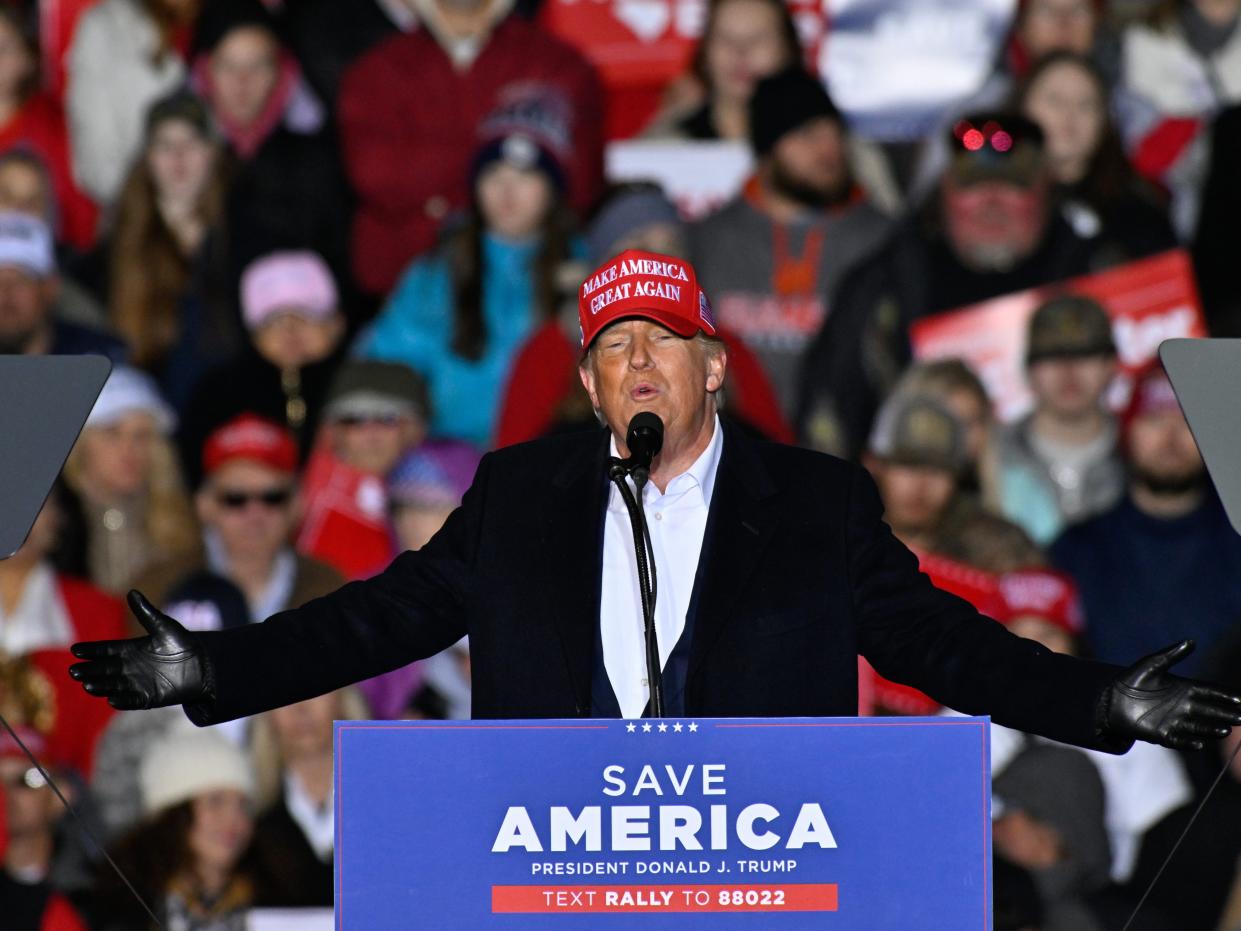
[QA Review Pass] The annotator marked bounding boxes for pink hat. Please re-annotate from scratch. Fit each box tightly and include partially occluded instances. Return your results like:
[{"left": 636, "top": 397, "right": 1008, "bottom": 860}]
[
  {"left": 578, "top": 249, "right": 716, "bottom": 349},
  {"left": 241, "top": 250, "right": 338, "bottom": 330}
]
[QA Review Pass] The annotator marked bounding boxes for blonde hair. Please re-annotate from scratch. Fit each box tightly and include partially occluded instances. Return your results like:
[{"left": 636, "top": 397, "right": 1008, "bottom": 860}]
[
  {"left": 62, "top": 427, "right": 200, "bottom": 572},
  {"left": 248, "top": 686, "right": 372, "bottom": 812}
]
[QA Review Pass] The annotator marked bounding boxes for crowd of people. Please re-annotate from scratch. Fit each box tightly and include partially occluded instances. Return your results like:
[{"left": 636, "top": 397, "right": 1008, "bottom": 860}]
[{"left": 0, "top": 0, "right": 1238, "bottom": 927}]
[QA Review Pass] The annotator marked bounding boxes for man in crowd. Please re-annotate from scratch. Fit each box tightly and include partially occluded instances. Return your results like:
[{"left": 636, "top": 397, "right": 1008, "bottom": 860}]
[
  {"left": 70, "top": 249, "right": 1241, "bottom": 760},
  {"left": 136, "top": 414, "right": 342, "bottom": 625},
  {"left": 690, "top": 67, "right": 890, "bottom": 417},
  {"left": 0, "top": 213, "right": 123, "bottom": 361},
  {"left": 797, "top": 112, "right": 1101, "bottom": 459},
  {"left": 1052, "top": 363, "right": 1241, "bottom": 678},
  {"left": 864, "top": 391, "right": 1040, "bottom": 572},
  {"left": 337, "top": 0, "right": 604, "bottom": 297},
  {"left": 995, "top": 294, "right": 1125, "bottom": 544}
]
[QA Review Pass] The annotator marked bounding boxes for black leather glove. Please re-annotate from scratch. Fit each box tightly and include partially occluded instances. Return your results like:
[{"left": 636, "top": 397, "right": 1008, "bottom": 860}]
[
  {"left": 1101, "top": 640, "right": 1241, "bottom": 751},
  {"left": 69, "top": 591, "right": 213, "bottom": 711}
]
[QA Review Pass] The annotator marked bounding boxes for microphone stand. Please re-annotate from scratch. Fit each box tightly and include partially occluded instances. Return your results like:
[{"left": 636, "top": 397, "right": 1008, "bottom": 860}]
[{"left": 608, "top": 457, "right": 664, "bottom": 718}]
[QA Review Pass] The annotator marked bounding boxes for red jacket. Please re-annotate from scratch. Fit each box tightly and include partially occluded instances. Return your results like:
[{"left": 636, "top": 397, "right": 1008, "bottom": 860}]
[
  {"left": 338, "top": 16, "right": 605, "bottom": 296},
  {"left": 0, "top": 95, "right": 99, "bottom": 251}
]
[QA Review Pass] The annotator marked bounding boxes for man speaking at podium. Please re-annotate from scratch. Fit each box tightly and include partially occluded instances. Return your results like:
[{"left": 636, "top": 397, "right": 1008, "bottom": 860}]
[{"left": 69, "top": 249, "right": 1241, "bottom": 754}]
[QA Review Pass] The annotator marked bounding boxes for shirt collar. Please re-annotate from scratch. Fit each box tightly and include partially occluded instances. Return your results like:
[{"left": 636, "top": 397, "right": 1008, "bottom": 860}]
[{"left": 608, "top": 414, "right": 723, "bottom": 506}]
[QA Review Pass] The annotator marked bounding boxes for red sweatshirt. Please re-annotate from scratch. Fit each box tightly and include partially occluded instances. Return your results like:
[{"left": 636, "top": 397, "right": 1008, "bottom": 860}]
[{"left": 338, "top": 16, "right": 605, "bottom": 296}]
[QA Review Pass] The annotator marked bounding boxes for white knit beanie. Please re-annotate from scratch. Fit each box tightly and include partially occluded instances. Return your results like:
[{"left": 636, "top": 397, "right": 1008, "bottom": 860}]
[{"left": 139, "top": 729, "right": 255, "bottom": 818}]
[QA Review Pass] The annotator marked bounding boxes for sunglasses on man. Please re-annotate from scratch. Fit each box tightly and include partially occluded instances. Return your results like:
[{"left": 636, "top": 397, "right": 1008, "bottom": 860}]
[{"left": 215, "top": 487, "right": 293, "bottom": 510}]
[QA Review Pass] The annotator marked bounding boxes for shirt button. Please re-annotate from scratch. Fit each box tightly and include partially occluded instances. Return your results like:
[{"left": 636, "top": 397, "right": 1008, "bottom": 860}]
[{"left": 654, "top": 512, "right": 662, "bottom": 521}]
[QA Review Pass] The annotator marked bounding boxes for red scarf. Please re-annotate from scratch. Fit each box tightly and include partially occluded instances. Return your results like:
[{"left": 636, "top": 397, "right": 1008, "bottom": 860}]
[{"left": 193, "top": 51, "right": 301, "bottom": 160}]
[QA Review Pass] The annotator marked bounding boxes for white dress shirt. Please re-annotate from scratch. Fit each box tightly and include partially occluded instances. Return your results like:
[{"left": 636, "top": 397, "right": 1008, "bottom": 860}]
[{"left": 601, "top": 415, "right": 723, "bottom": 719}]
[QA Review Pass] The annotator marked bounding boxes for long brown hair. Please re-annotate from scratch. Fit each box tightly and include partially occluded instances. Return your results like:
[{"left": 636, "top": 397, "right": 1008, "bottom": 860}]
[
  {"left": 108, "top": 115, "right": 231, "bottom": 368},
  {"left": 0, "top": 7, "right": 39, "bottom": 103},
  {"left": 141, "top": 0, "right": 202, "bottom": 64},
  {"left": 690, "top": 0, "right": 802, "bottom": 93},
  {"left": 447, "top": 200, "right": 576, "bottom": 361}
]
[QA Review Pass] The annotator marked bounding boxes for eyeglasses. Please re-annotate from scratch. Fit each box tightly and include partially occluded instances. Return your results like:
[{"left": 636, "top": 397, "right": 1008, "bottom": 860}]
[
  {"left": 215, "top": 487, "right": 293, "bottom": 510},
  {"left": 1, "top": 766, "right": 47, "bottom": 790}
]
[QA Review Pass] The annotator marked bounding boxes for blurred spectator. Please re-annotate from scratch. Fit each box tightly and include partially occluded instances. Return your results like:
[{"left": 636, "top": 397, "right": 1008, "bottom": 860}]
[
  {"left": 797, "top": 113, "right": 1099, "bottom": 460},
  {"left": 689, "top": 68, "right": 891, "bottom": 418},
  {"left": 1013, "top": 0, "right": 1102, "bottom": 68},
  {"left": 1117, "top": 0, "right": 1241, "bottom": 237},
  {"left": 993, "top": 854, "right": 1045, "bottom": 931},
  {"left": 495, "top": 183, "right": 791, "bottom": 446},
  {"left": 995, "top": 295, "right": 1124, "bottom": 544},
  {"left": 387, "top": 439, "right": 482, "bottom": 554},
  {"left": 90, "top": 707, "right": 188, "bottom": 841},
  {"left": 105, "top": 93, "right": 240, "bottom": 411},
  {"left": 0, "top": 491, "right": 126, "bottom": 657},
  {"left": 0, "top": 8, "right": 97, "bottom": 253},
  {"left": 321, "top": 361, "right": 429, "bottom": 479},
  {"left": 642, "top": 0, "right": 799, "bottom": 142},
  {"left": 357, "top": 109, "right": 577, "bottom": 447},
  {"left": 87, "top": 729, "right": 264, "bottom": 929},
  {"left": 0, "top": 725, "right": 88, "bottom": 931},
  {"left": 0, "top": 150, "right": 109, "bottom": 332},
  {"left": 1051, "top": 362, "right": 1241, "bottom": 677},
  {"left": 381, "top": 441, "right": 483, "bottom": 720},
  {"left": 66, "top": 0, "right": 200, "bottom": 207},
  {"left": 1016, "top": 51, "right": 1176, "bottom": 263},
  {"left": 1193, "top": 102, "right": 1241, "bottom": 335},
  {"left": 992, "top": 743, "right": 1113, "bottom": 930},
  {"left": 887, "top": 359, "right": 1000, "bottom": 504},
  {"left": 0, "top": 213, "right": 124, "bottom": 360},
  {"left": 179, "top": 250, "right": 347, "bottom": 484},
  {"left": 246, "top": 688, "right": 369, "bottom": 906},
  {"left": 282, "top": 0, "right": 411, "bottom": 108},
  {"left": 337, "top": 0, "right": 603, "bottom": 297},
  {"left": 62, "top": 367, "right": 200, "bottom": 595},
  {"left": 297, "top": 360, "right": 429, "bottom": 580},
  {"left": 191, "top": 0, "right": 351, "bottom": 282},
  {"left": 989, "top": 567, "right": 1193, "bottom": 886},
  {"left": 864, "top": 392, "right": 1040, "bottom": 572},
  {"left": 136, "top": 414, "right": 343, "bottom": 624}
]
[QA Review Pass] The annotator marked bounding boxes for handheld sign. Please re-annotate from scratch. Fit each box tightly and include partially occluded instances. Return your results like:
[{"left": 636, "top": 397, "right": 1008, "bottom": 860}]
[{"left": 336, "top": 717, "right": 991, "bottom": 928}]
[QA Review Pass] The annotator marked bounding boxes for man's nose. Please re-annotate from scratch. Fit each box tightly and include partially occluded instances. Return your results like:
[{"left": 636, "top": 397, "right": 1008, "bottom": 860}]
[{"left": 627, "top": 339, "right": 654, "bottom": 369}]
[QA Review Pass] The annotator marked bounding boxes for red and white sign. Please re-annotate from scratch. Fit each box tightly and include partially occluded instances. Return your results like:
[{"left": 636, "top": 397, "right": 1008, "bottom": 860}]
[{"left": 910, "top": 249, "right": 1207, "bottom": 422}]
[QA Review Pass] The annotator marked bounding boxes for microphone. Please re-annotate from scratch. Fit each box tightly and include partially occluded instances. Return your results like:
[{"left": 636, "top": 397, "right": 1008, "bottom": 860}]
[{"left": 625, "top": 413, "right": 664, "bottom": 481}]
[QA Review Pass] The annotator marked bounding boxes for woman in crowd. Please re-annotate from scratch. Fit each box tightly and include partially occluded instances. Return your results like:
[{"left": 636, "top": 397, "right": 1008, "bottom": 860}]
[
  {"left": 88, "top": 729, "right": 265, "bottom": 930},
  {"left": 358, "top": 106, "right": 578, "bottom": 448},
  {"left": 247, "top": 688, "right": 369, "bottom": 906},
  {"left": 106, "top": 92, "right": 239, "bottom": 409},
  {"left": 1117, "top": 0, "right": 1241, "bottom": 236},
  {"left": 1016, "top": 50, "right": 1176, "bottom": 262},
  {"left": 66, "top": 0, "right": 200, "bottom": 207},
  {"left": 0, "top": 8, "right": 97, "bottom": 251},
  {"left": 62, "top": 366, "right": 199, "bottom": 596}
]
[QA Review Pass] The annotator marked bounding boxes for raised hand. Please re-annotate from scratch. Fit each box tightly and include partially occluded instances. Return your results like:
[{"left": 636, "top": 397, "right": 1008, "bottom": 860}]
[
  {"left": 69, "top": 590, "right": 212, "bottom": 711},
  {"left": 1103, "top": 640, "right": 1241, "bottom": 751}
]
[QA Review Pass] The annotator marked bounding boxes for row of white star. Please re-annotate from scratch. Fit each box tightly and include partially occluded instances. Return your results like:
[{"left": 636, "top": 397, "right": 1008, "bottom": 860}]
[{"left": 625, "top": 722, "right": 699, "bottom": 733}]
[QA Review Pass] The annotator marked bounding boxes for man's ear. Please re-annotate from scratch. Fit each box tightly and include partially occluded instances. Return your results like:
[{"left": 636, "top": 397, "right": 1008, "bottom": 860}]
[
  {"left": 578, "top": 357, "right": 600, "bottom": 411},
  {"left": 705, "top": 348, "right": 727, "bottom": 394}
]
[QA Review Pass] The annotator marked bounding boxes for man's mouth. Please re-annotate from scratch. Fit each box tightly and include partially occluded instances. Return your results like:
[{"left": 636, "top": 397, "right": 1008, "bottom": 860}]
[{"left": 630, "top": 383, "right": 660, "bottom": 401}]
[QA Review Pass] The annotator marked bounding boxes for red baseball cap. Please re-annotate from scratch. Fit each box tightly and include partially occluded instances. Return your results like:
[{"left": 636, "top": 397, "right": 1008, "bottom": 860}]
[
  {"left": 578, "top": 249, "right": 717, "bottom": 348},
  {"left": 202, "top": 413, "right": 298, "bottom": 477},
  {"left": 994, "top": 568, "right": 1084, "bottom": 636}
]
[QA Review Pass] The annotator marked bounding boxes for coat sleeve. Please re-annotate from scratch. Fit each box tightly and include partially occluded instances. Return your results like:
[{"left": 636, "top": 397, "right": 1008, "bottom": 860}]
[
  {"left": 183, "top": 453, "right": 489, "bottom": 725},
  {"left": 846, "top": 463, "right": 1131, "bottom": 753}
]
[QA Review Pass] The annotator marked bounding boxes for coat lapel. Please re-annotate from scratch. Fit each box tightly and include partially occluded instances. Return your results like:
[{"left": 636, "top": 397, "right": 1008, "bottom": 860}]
[
  {"left": 542, "top": 428, "right": 611, "bottom": 715},
  {"left": 687, "top": 422, "right": 779, "bottom": 679}
]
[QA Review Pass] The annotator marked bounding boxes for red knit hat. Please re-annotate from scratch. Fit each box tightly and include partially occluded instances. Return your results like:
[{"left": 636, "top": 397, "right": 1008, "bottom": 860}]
[
  {"left": 578, "top": 249, "right": 716, "bottom": 348},
  {"left": 995, "top": 568, "right": 1084, "bottom": 635},
  {"left": 202, "top": 414, "right": 298, "bottom": 477}
]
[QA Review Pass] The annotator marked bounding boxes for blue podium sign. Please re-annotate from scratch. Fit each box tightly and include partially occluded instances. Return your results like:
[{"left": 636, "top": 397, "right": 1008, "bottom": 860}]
[{"left": 335, "top": 717, "right": 991, "bottom": 929}]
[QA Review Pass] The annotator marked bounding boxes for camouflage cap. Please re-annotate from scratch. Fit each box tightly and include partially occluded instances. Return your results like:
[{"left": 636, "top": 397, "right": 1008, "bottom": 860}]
[
  {"left": 1026, "top": 294, "right": 1116, "bottom": 365},
  {"left": 869, "top": 394, "right": 967, "bottom": 473}
]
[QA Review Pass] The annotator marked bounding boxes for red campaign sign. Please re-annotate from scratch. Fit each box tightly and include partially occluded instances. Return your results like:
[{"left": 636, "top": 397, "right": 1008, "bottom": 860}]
[
  {"left": 492, "top": 883, "right": 839, "bottom": 913},
  {"left": 909, "top": 249, "right": 1208, "bottom": 422},
  {"left": 296, "top": 444, "right": 393, "bottom": 581}
]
